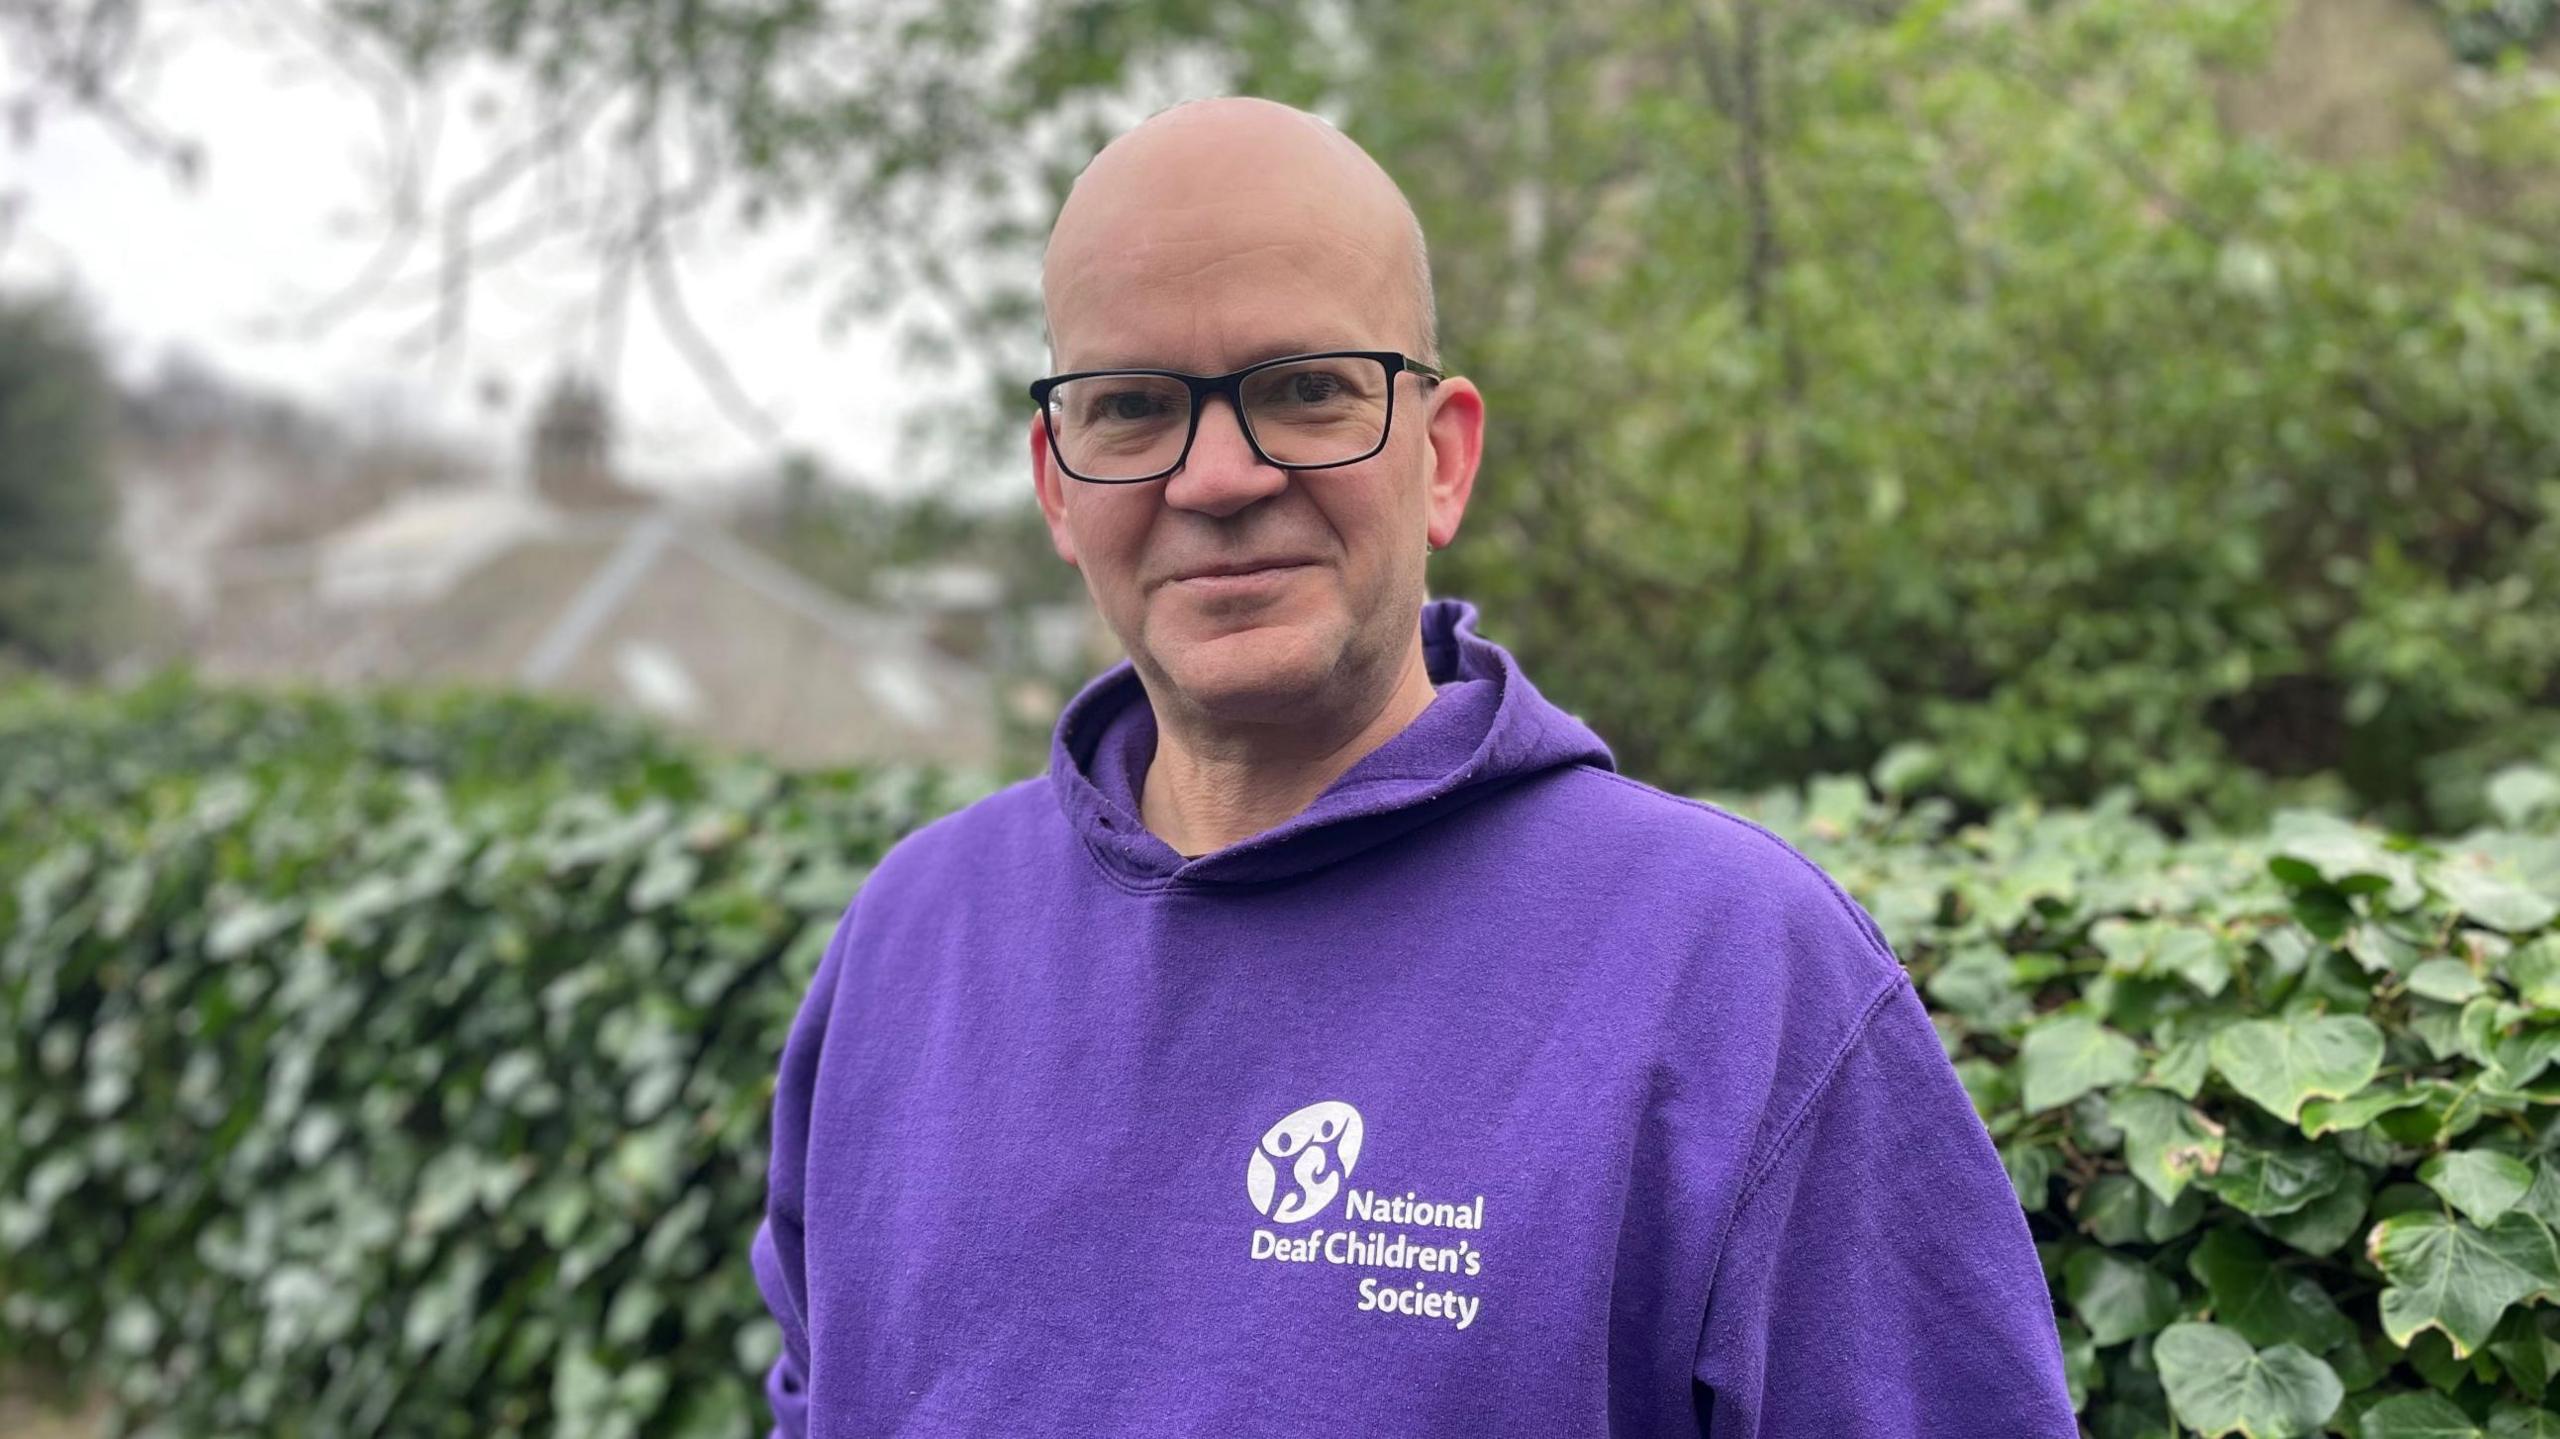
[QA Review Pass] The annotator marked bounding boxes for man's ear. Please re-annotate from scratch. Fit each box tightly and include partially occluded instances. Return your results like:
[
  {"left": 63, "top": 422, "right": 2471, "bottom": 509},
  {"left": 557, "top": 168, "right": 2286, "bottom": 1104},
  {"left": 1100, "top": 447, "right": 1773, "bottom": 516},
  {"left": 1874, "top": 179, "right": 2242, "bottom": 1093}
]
[
  {"left": 1030, "top": 413, "right": 1079, "bottom": 567},
  {"left": 1420, "top": 377, "right": 1484, "bottom": 550}
]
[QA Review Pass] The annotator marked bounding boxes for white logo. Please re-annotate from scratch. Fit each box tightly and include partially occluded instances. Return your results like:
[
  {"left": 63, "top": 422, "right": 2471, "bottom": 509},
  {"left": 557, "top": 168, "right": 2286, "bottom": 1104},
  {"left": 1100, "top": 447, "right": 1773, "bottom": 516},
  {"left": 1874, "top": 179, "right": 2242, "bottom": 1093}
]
[{"left": 1246, "top": 1100, "right": 1364, "bottom": 1223}]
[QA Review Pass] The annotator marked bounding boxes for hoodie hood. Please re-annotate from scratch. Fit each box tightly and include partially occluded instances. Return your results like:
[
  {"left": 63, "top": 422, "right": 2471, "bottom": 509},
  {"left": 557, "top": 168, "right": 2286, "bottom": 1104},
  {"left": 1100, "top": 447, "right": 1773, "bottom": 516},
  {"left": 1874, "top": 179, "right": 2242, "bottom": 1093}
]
[{"left": 1048, "top": 594, "right": 1614, "bottom": 890}]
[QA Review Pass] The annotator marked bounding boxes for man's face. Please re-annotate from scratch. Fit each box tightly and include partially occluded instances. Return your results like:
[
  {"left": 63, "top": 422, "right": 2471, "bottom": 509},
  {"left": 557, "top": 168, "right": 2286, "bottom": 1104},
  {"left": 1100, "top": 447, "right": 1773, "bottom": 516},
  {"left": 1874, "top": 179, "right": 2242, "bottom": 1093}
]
[{"left": 1031, "top": 108, "right": 1479, "bottom": 726}]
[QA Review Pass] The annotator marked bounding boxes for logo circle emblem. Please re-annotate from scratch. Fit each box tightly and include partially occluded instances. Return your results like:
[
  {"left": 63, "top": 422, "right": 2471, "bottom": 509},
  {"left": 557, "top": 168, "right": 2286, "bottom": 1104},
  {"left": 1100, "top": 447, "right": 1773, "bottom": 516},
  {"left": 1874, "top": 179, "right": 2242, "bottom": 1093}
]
[{"left": 1247, "top": 1100, "right": 1364, "bottom": 1223}]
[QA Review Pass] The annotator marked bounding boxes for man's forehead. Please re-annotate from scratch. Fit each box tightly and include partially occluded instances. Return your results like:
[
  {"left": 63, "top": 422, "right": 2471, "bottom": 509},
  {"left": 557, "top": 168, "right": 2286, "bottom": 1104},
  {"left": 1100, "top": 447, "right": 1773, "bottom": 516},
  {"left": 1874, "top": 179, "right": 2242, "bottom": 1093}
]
[
  {"left": 1044, "top": 209, "right": 1403, "bottom": 372},
  {"left": 1058, "top": 97, "right": 1381, "bottom": 216},
  {"left": 1040, "top": 98, "right": 1423, "bottom": 371}
]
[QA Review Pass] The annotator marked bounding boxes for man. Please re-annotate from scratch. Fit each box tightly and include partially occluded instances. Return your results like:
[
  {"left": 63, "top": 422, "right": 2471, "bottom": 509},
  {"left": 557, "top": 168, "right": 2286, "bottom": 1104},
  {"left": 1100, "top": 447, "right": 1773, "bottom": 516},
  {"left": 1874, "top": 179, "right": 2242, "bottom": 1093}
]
[{"left": 751, "top": 96, "right": 2078, "bottom": 1437}]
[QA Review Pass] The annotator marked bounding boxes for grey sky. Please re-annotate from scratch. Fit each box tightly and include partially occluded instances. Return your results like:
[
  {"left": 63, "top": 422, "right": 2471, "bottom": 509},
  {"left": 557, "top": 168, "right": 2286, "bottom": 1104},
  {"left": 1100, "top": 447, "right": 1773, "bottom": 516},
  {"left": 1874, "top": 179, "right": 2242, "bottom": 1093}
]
[{"left": 0, "top": 6, "right": 931, "bottom": 497}]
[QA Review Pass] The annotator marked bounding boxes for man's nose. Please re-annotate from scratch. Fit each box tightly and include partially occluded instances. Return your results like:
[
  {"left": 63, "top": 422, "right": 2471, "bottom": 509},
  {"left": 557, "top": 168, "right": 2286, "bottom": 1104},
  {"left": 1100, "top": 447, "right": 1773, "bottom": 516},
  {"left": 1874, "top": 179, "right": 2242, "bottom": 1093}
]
[{"left": 1164, "top": 395, "right": 1287, "bottom": 516}]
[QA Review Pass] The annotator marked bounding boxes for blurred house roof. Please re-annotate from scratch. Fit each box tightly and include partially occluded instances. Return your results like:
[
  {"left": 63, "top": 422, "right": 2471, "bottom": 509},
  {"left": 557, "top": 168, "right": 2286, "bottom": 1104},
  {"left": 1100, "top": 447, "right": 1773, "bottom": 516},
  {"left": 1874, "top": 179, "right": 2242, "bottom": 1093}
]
[
  {"left": 186, "top": 494, "right": 1024, "bottom": 773},
  {"left": 98, "top": 352, "right": 1129, "bottom": 772}
]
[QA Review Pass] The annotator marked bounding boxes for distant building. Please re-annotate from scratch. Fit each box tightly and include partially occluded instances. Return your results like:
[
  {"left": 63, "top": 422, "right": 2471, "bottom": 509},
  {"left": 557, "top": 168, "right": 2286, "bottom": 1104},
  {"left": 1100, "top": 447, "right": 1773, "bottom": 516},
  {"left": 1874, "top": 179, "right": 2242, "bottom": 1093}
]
[{"left": 110, "top": 360, "right": 1117, "bottom": 773}]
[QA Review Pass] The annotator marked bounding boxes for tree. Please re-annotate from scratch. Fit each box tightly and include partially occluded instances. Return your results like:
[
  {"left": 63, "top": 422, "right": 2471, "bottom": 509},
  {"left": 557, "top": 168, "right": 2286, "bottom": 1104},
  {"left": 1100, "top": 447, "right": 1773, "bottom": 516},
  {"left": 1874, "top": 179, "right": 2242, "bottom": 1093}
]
[{"left": 0, "top": 287, "right": 131, "bottom": 675}]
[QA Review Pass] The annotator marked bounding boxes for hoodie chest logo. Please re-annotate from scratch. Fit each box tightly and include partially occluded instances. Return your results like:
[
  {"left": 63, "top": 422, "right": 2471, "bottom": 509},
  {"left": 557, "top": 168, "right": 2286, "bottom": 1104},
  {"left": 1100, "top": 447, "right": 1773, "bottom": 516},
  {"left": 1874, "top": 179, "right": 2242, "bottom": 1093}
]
[
  {"left": 1243, "top": 1100, "right": 1491, "bottom": 1332},
  {"left": 1246, "top": 1100, "right": 1363, "bottom": 1222}
]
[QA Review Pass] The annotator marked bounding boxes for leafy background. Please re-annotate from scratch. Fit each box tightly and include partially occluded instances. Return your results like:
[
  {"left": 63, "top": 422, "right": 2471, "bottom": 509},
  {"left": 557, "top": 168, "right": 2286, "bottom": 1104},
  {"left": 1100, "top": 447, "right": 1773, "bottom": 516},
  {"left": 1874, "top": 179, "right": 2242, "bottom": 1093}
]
[
  {"left": 1771, "top": 759, "right": 2560, "bottom": 1437},
  {"left": 0, "top": 674, "right": 980, "bottom": 1438}
]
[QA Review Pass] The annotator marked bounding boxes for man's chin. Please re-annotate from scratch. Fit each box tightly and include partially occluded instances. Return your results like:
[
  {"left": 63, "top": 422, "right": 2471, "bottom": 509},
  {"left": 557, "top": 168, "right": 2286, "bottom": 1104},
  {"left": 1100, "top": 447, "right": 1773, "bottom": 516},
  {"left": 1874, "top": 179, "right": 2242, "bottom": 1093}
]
[{"left": 1143, "top": 619, "right": 1335, "bottom": 717}]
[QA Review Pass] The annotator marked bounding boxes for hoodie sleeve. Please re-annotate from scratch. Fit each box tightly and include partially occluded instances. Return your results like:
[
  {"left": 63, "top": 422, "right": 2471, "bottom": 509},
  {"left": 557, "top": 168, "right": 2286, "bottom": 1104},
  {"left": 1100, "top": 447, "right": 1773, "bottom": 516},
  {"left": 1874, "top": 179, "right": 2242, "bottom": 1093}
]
[
  {"left": 1692, "top": 970, "right": 2079, "bottom": 1439},
  {"left": 750, "top": 901, "right": 859, "bottom": 1439}
]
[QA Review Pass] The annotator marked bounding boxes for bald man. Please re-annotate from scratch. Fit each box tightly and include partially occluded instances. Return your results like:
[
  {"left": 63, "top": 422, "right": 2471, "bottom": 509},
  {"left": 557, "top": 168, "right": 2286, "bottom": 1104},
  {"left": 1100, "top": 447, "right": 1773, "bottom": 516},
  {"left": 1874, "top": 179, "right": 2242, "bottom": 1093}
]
[{"left": 750, "top": 97, "right": 2079, "bottom": 1438}]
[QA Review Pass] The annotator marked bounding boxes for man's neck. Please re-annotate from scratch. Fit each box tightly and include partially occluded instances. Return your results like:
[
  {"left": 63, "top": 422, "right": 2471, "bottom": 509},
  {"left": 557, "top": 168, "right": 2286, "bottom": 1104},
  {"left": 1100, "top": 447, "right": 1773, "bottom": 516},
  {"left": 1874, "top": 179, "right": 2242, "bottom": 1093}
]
[{"left": 1138, "top": 639, "right": 1443, "bottom": 860}]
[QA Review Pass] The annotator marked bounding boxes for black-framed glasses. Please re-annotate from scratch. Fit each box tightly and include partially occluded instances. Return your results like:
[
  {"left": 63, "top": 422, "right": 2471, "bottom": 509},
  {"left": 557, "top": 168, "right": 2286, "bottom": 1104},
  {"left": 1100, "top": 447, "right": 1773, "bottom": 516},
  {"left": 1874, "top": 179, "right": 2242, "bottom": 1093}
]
[{"left": 1029, "top": 349, "right": 1443, "bottom": 484}]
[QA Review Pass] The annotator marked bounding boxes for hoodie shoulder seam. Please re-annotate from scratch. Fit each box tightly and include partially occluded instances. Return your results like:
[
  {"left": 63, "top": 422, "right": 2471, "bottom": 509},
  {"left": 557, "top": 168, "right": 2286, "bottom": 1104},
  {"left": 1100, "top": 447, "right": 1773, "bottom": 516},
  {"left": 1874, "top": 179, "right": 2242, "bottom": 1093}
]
[
  {"left": 1691, "top": 967, "right": 1913, "bottom": 1358},
  {"left": 1567, "top": 766, "right": 1905, "bottom": 972}
]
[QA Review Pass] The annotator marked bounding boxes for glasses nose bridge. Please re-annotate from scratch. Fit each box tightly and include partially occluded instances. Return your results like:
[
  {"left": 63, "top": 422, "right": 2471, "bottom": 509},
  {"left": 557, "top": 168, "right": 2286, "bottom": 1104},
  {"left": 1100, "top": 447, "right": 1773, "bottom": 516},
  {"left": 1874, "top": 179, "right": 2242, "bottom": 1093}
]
[{"left": 1184, "top": 372, "right": 1267, "bottom": 465}]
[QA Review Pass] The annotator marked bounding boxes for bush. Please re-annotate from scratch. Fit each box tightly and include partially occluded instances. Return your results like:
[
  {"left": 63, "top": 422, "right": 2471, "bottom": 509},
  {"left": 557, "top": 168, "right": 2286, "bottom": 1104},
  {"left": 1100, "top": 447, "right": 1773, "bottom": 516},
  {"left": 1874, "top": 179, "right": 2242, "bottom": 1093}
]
[
  {"left": 1733, "top": 757, "right": 2560, "bottom": 1437},
  {"left": 0, "top": 673, "right": 986, "bottom": 1437},
  {"left": 8, "top": 673, "right": 2560, "bottom": 1438},
  {"left": 0, "top": 289, "right": 129, "bottom": 676}
]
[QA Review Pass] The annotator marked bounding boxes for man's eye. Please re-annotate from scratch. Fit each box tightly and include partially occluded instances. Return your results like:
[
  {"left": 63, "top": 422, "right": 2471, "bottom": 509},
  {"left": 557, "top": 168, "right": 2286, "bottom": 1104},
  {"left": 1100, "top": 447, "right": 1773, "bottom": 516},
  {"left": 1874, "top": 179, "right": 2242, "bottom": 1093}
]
[
  {"left": 1249, "top": 366, "right": 1358, "bottom": 411},
  {"left": 1080, "top": 384, "right": 1177, "bottom": 422}
]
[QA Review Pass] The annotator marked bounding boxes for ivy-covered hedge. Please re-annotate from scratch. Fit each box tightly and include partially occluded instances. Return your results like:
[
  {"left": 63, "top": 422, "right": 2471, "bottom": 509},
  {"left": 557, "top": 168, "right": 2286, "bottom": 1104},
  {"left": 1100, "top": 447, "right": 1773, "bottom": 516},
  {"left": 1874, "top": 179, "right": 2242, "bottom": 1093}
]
[
  {"left": 8, "top": 672, "right": 2560, "bottom": 1438},
  {"left": 0, "top": 673, "right": 987, "bottom": 1437},
  {"left": 1738, "top": 763, "right": 2560, "bottom": 1438}
]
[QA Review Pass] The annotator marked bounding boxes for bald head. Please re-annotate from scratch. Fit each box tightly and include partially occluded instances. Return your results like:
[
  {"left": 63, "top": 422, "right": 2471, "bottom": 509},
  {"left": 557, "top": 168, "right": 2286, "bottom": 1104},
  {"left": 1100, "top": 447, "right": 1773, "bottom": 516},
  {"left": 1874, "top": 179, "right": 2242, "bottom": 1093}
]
[{"left": 1040, "top": 97, "right": 1437, "bottom": 371}]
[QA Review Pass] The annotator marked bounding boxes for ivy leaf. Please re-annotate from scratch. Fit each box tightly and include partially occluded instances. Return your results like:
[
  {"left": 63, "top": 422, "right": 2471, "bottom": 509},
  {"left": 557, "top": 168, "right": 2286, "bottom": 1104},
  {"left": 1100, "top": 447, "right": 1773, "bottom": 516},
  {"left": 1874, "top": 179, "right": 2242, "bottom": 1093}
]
[
  {"left": 2149, "top": 1032, "right": 2214, "bottom": 1100},
  {"left": 2300, "top": 1082, "right": 2432, "bottom": 1140},
  {"left": 2078, "top": 1172, "right": 2206, "bottom": 1247},
  {"left": 2368, "top": 1209, "right": 2560, "bottom": 1358},
  {"left": 1925, "top": 943, "right": 2026, "bottom": 1026},
  {"left": 2322, "top": 1330, "right": 2385, "bottom": 1393},
  {"left": 2490, "top": 1404, "right": 2560, "bottom": 1439},
  {"left": 2109, "top": 1085, "right": 2228, "bottom": 1205},
  {"left": 2387, "top": 1075, "right": 2530, "bottom": 1149},
  {"left": 2065, "top": 1247, "right": 2184, "bottom": 1347},
  {"left": 2488, "top": 766, "right": 2560, "bottom": 829},
  {"left": 2020, "top": 1013, "right": 2144, "bottom": 1113},
  {"left": 2210, "top": 1014, "right": 2386, "bottom": 1124},
  {"left": 2185, "top": 1227, "right": 2354, "bottom": 1354},
  {"left": 2485, "top": 1308, "right": 2560, "bottom": 1407},
  {"left": 2357, "top": 1391, "right": 2482, "bottom": 1438},
  {"left": 2458, "top": 996, "right": 2518, "bottom": 1068},
  {"left": 2262, "top": 1165, "right": 2374, "bottom": 1258},
  {"left": 2430, "top": 855, "right": 2560, "bottom": 935},
  {"left": 1954, "top": 1056, "right": 2016, "bottom": 1122},
  {"left": 2267, "top": 811, "right": 2423, "bottom": 907},
  {"left": 2406, "top": 958, "right": 2488, "bottom": 1005},
  {"left": 2094, "top": 918, "right": 2232, "bottom": 997},
  {"left": 2487, "top": 1026, "right": 2560, "bottom": 1091},
  {"left": 2516, "top": 1160, "right": 2560, "bottom": 1235},
  {"left": 2294, "top": 887, "right": 2354, "bottom": 943},
  {"left": 2505, "top": 938, "right": 2560, "bottom": 1014},
  {"left": 2419, "top": 1150, "right": 2537, "bottom": 1227},
  {"left": 2199, "top": 1137, "right": 2345, "bottom": 1217},
  {"left": 2002, "top": 1140, "right": 2058, "bottom": 1210},
  {"left": 2154, "top": 926, "right": 2235, "bottom": 997},
  {"left": 2348, "top": 920, "right": 2430, "bottom": 977},
  {"left": 2153, "top": 1321, "right": 2342, "bottom": 1439}
]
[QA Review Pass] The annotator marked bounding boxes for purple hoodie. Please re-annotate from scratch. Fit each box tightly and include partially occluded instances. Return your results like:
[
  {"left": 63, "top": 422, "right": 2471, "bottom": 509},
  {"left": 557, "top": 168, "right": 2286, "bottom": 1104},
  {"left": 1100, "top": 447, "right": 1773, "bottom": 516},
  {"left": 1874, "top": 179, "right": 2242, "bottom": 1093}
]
[{"left": 750, "top": 595, "right": 2078, "bottom": 1437}]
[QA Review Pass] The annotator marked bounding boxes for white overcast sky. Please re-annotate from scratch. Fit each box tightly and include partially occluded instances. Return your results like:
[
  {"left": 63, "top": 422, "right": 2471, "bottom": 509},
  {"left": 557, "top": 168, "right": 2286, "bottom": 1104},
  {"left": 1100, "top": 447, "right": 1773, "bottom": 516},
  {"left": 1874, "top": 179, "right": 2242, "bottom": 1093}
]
[{"left": 0, "top": 5, "right": 971, "bottom": 499}]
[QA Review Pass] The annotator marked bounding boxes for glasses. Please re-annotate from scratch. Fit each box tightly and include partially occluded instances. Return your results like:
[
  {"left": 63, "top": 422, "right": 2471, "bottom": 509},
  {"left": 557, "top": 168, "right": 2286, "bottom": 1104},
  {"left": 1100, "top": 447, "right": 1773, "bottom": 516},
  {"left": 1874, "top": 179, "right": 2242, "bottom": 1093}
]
[{"left": 1029, "top": 349, "right": 1443, "bottom": 484}]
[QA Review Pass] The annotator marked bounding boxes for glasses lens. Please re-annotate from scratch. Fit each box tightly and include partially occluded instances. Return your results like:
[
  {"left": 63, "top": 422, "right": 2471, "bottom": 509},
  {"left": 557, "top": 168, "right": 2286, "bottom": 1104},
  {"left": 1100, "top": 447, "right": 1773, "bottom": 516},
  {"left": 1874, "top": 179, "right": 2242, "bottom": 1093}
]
[
  {"left": 1048, "top": 374, "right": 1192, "bottom": 480},
  {"left": 1242, "top": 356, "right": 1391, "bottom": 467}
]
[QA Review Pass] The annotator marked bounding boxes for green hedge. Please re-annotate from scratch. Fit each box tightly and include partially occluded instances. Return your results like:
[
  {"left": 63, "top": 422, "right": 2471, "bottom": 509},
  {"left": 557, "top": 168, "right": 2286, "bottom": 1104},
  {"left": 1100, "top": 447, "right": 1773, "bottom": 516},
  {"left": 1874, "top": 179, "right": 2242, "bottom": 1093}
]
[
  {"left": 8, "top": 673, "right": 2560, "bottom": 1438},
  {"left": 0, "top": 673, "right": 986, "bottom": 1437},
  {"left": 1739, "top": 763, "right": 2560, "bottom": 1437}
]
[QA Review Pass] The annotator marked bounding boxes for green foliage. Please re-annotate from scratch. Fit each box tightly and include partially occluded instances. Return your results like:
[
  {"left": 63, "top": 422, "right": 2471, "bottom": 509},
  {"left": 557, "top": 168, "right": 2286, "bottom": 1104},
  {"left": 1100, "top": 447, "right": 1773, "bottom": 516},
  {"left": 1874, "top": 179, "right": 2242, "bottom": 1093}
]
[
  {"left": 0, "top": 666, "right": 710, "bottom": 814},
  {"left": 1733, "top": 752, "right": 2560, "bottom": 1437},
  {"left": 0, "top": 673, "right": 988, "bottom": 1437},
  {"left": 2436, "top": 0, "right": 2559, "bottom": 64},
  {"left": 1373, "top": 0, "right": 2560, "bottom": 835},
  {"left": 0, "top": 288, "right": 130, "bottom": 675}
]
